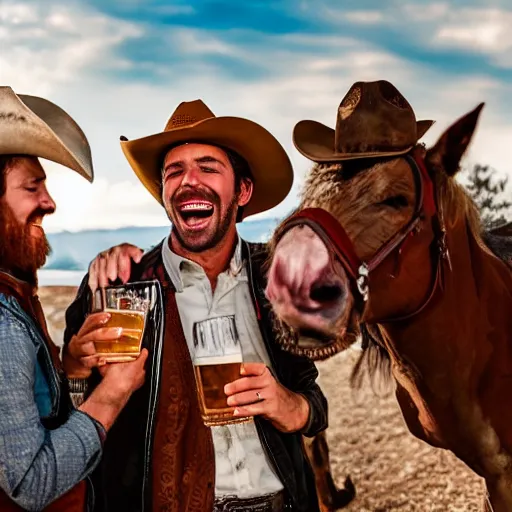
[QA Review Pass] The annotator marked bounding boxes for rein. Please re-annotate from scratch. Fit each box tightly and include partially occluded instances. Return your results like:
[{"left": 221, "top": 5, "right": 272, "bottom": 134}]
[{"left": 275, "top": 152, "right": 452, "bottom": 322}]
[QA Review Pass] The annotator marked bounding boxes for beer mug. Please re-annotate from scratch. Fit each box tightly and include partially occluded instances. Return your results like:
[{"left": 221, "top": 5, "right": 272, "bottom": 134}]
[
  {"left": 192, "top": 316, "right": 251, "bottom": 427},
  {"left": 90, "top": 283, "right": 152, "bottom": 363}
]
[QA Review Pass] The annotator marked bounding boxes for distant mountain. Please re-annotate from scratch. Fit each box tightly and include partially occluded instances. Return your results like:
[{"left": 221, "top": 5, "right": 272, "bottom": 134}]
[{"left": 44, "top": 218, "right": 281, "bottom": 272}]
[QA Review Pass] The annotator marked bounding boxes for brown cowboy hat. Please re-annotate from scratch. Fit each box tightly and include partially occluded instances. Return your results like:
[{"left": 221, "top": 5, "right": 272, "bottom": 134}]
[
  {"left": 293, "top": 80, "right": 435, "bottom": 162},
  {"left": 120, "top": 100, "right": 293, "bottom": 220},
  {"left": 0, "top": 86, "right": 94, "bottom": 181}
]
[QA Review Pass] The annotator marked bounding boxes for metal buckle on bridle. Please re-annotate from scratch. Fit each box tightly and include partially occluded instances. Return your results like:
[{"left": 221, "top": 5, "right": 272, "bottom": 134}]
[
  {"left": 437, "top": 207, "right": 453, "bottom": 272},
  {"left": 438, "top": 229, "right": 452, "bottom": 272},
  {"left": 356, "top": 263, "right": 370, "bottom": 302}
]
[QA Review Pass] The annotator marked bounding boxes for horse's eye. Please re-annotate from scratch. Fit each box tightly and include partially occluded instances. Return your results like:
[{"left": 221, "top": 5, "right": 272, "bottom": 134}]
[{"left": 379, "top": 195, "right": 409, "bottom": 209}]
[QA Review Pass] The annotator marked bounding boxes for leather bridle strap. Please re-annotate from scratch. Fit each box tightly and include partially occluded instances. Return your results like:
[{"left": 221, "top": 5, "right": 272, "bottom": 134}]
[
  {"left": 385, "top": 245, "right": 443, "bottom": 322},
  {"left": 274, "top": 208, "right": 361, "bottom": 280},
  {"left": 361, "top": 154, "right": 432, "bottom": 276},
  {"left": 274, "top": 152, "right": 442, "bottom": 306}
]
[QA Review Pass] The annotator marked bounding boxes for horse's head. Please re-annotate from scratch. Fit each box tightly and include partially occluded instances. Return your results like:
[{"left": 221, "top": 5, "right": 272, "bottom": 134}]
[{"left": 266, "top": 104, "right": 484, "bottom": 359}]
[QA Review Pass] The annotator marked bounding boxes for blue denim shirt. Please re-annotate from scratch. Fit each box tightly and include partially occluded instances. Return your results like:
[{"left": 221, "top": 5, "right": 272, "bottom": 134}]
[{"left": 0, "top": 293, "right": 103, "bottom": 511}]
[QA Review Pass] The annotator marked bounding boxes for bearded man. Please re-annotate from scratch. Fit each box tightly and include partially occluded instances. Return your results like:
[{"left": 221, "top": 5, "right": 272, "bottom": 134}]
[
  {"left": 0, "top": 87, "right": 147, "bottom": 511},
  {"left": 63, "top": 100, "right": 328, "bottom": 511}
]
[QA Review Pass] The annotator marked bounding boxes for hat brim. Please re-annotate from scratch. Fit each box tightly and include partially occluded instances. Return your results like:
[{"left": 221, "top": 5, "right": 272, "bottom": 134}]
[
  {"left": 293, "top": 119, "right": 435, "bottom": 163},
  {"left": 0, "top": 88, "right": 94, "bottom": 182},
  {"left": 121, "top": 116, "right": 293, "bottom": 220}
]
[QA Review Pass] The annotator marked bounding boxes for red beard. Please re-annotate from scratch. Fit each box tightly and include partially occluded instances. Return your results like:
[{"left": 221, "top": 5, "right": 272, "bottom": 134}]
[{"left": 0, "top": 200, "right": 51, "bottom": 280}]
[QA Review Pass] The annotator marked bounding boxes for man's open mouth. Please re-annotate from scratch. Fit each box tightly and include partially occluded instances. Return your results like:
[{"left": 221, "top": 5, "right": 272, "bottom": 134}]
[
  {"left": 177, "top": 201, "right": 214, "bottom": 229},
  {"left": 29, "top": 218, "right": 44, "bottom": 234}
]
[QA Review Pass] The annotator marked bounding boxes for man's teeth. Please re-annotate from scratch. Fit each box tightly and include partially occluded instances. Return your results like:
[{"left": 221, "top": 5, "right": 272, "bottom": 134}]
[{"left": 181, "top": 203, "right": 213, "bottom": 211}]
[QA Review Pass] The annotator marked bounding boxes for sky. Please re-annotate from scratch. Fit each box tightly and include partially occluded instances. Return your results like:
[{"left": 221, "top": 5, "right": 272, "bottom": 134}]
[{"left": 2, "top": 0, "right": 512, "bottom": 233}]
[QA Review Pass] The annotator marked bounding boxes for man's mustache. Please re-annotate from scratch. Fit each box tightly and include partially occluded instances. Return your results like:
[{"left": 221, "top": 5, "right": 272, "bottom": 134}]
[
  {"left": 26, "top": 207, "right": 54, "bottom": 225},
  {"left": 171, "top": 186, "right": 220, "bottom": 206}
]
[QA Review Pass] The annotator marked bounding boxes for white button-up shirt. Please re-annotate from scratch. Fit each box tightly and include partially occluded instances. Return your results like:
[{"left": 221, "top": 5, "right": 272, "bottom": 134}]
[{"left": 161, "top": 235, "right": 283, "bottom": 498}]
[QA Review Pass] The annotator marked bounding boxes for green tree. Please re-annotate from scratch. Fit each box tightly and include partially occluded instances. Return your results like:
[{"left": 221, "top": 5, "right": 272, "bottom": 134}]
[{"left": 465, "top": 164, "right": 511, "bottom": 229}]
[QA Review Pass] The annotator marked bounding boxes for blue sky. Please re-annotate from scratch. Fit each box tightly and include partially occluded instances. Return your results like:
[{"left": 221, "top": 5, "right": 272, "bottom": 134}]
[{"left": 2, "top": 0, "right": 512, "bottom": 232}]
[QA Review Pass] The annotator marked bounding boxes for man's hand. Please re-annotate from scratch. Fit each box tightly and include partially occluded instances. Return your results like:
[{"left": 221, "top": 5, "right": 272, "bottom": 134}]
[
  {"left": 88, "top": 243, "right": 144, "bottom": 292},
  {"left": 63, "top": 312, "right": 123, "bottom": 379},
  {"left": 224, "top": 362, "right": 310, "bottom": 433},
  {"left": 79, "top": 349, "right": 148, "bottom": 432},
  {"left": 98, "top": 349, "right": 149, "bottom": 400}
]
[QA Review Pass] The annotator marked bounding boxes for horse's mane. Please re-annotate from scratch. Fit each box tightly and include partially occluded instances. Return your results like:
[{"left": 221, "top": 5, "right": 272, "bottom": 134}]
[
  {"left": 433, "top": 162, "right": 512, "bottom": 266},
  {"left": 434, "top": 162, "right": 485, "bottom": 244},
  {"left": 350, "top": 324, "right": 394, "bottom": 395}
]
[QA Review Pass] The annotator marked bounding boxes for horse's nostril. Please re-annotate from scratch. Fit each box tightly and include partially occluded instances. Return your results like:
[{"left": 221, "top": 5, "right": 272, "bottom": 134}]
[{"left": 310, "top": 282, "right": 343, "bottom": 303}]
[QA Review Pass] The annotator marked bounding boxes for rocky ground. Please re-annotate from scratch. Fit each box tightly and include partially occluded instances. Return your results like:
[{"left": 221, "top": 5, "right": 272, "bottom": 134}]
[{"left": 39, "top": 286, "right": 486, "bottom": 512}]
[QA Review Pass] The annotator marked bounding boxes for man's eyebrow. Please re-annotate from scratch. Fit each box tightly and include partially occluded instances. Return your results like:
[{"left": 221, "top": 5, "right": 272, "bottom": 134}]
[
  {"left": 163, "top": 156, "right": 227, "bottom": 174},
  {"left": 195, "top": 156, "right": 226, "bottom": 167},
  {"left": 27, "top": 176, "right": 45, "bottom": 184},
  {"left": 162, "top": 160, "right": 184, "bottom": 174}
]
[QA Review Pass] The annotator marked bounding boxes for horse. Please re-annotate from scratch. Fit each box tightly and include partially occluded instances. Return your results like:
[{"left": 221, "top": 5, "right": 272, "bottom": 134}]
[{"left": 265, "top": 104, "right": 512, "bottom": 511}]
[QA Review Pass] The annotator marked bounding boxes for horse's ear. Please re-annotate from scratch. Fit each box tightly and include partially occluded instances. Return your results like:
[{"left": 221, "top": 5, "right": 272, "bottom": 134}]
[{"left": 426, "top": 103, "right": 484, "bottom": 177}]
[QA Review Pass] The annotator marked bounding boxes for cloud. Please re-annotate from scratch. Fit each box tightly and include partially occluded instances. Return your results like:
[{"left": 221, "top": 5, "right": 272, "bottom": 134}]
[
  {"left": 342, "top": 10, "right": 387, "bottom": 25},
  {"left": 434, "top": 8, "right": 512, "bottom": 57},
  {"left": 42, "top": 161, "right": 168, "bottom": 233},
  {"left": 306, "top": 2, "right": 512, "bottom": 70},
  {"left": 402, "top": 3, "right": 450, "bottom": 22},
  {"left": 165, "top": 27, "right": 248, "bottom": 59},
  {"left": 0, "top": 0, "right": 141, "bottom": 94},
  {"left": 2, "top": 0, "right": 512, "bottom": 234}
]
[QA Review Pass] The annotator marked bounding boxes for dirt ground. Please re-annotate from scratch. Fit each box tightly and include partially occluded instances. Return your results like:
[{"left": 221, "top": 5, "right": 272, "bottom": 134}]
[
  {"left": 39, "top": 286, "right": 486, "bottom": 512},
  {"left": 316, "top": 350, "right": 485, "bottom": 511}
]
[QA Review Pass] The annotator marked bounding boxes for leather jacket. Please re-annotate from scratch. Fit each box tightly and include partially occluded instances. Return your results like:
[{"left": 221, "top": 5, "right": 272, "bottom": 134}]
[{"left": 63, "top": 240, "right": 328, "bottom": 512}]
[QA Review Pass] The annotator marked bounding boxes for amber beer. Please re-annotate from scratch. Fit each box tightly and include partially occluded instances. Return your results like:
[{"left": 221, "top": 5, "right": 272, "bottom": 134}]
[
  {"left": 91, "top": 285, "right": 150, "bottom": 363},
  {"left": 192, "top": 315, "right": 250, "bottom": 427},
  {"left": 194, "top": 356, "right": 250, "bottom": 427},
  {"left": 94, "top": 309, "right": 145, "bottom": 362}
]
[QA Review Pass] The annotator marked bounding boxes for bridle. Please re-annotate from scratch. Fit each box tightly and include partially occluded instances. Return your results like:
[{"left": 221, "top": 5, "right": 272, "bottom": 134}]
[{"left": 274, "top": 150, "right": 452, "bottom": 322}]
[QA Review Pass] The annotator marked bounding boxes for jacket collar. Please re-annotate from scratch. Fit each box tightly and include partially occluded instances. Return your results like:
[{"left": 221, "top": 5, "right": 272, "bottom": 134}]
[{"left": 0, "top": 269, "right": 36, "bottom": 303}]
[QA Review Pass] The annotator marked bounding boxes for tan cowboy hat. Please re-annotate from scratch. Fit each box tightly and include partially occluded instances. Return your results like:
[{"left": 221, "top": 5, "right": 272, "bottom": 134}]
[
  {"left": 0, "top": 86, "right": 94, "bottom": 181},
  {"left": 120, "top": 99, "right": 293, "bottom": 219},
  {"left": 294, "top": 80, "right": 435, "bottom": 162}
]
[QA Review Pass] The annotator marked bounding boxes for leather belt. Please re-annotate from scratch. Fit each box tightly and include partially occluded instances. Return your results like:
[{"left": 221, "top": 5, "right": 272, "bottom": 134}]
[{"left": 213, "top": 490, "right": 288, "bottom": 511}]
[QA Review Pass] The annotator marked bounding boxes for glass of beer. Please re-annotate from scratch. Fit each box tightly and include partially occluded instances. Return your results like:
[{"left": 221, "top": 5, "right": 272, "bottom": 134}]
[
  {"left": 192, "top": 316, "right": 251, "bottom": 427},
  {"left": 90, "top": 283, "right": 151, "bottom": 363}
]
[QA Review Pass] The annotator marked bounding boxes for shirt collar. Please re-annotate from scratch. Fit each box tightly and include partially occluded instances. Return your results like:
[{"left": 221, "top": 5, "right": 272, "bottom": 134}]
[{"left": 161, "top": 234, "right": 244, "bottom": 293}]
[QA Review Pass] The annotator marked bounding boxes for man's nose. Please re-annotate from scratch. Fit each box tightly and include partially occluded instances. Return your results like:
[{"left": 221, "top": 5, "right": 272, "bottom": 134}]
[
  {"left": 180, "top": 167, "right": 201, "bottom": 187},
  {"left": 40, "top": 188, "right": 56, "bottom": 214}
]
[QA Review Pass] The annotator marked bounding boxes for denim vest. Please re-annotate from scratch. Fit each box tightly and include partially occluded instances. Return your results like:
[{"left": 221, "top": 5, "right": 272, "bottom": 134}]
[
  {"left": 0, "top": 277, "right": 103, "bottom": 511},
  {"left": 0, "top": 294, "right": 60, "bottom": 419}
]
